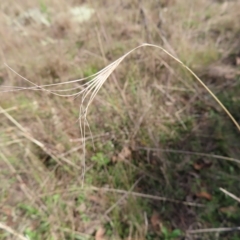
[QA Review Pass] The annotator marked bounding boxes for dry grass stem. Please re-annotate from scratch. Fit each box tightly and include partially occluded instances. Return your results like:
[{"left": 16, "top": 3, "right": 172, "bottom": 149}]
[
  {"left": 136, "top": 147, "right": 240, "bottom": 164},
  {"left": 0, "top": 222, "right": 28, "bottom": 240},
  {"left": 219, "top": 188, "right": 240, "bottom": 203},
  {"left": 0, "top": 105, "right": 81, "bottom": 170},
  {"left": 90, "top": 186, "right": 204, "bottom": 207},
  {"left": 187, "top": 226, "right": 240, "bottom": 234},
  {"left": 104, "top": 176, "right": 144, "bottom": 215}
]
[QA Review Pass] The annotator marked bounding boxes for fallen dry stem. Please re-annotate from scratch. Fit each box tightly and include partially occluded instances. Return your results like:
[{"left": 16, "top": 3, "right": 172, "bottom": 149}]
[
  {"left": 187, "top": 226, "right": 240, "bottom": 234},
  {"left": 38, "top": 186, "right": 204, "bottom": 207},
  {"left": 90, "top": 186, "right": 204, "bottom": 207},
  {"left": 104, "top": 176, "right": 144, "bottom": 215},
  {"left": 219, "top": 188, "right": 240, "bottom": 203},
  {"left": 0, "top": 105, "right": 81, "bottom": 170},
  {"left": 0, "top": 222, "right": 28, "bottom": 240},
  {"left": 136, "top": 147, "right": 240, "bottom": 164}
]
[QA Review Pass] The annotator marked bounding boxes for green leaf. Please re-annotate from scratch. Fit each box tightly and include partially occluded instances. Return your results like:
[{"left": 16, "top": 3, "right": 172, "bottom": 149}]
[
  {"left": 161, "top": 226, "right": 169, "bottom": 237},
  {"left": 170, "top": 229, "right": 182, "bottom": 238},
  {"left": 91, "top": 152, "right": 110, "bottom": 166}
]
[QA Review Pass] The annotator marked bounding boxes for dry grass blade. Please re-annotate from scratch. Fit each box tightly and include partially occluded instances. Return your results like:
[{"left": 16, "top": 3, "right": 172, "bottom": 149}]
[
  {"left": 90, "top": 186, "right": 204, "bottom": 207},
  {"left": 187, "top": 226, "right": 240, "bottom": 234},
  {"left": 186, "top": 189, "right": 240, "bottom": 236},
  {"left": 0, "top": 106, "right": 18, "bottom": 113},
  {"left": 0, "top": 222, "right": 28, "bottom": 240},
  {"left": 219, "top": 188, "right": 240, "bottom": 203},
  {"left": 0, "top": 105, "right": 80, "bottom": 170},
  {"left": 38, "top": 186, "right": 204, "bottom": 207},
  {"left": 104, "top": 176, "right": 144, "bottom": 215},
  {"left": 136, "top": 147, "right": 240, "bottom": 164}
]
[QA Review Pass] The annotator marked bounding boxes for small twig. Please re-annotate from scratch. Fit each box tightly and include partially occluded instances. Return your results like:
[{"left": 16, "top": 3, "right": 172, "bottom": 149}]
[
  {"left": 39, "top": 185, "right": 204, "bottom": 207},
  {"left": 139, "top": 6, "right": 151, "bottom": 42},
  {"left": 144, "top": 211, "right": 148, "bottom": 235},
  {"left": 0, "top": 222, "right": 28, "bottom": 240},
  {"left": 0, "top": 106, "right": 18, "bottom": 114},
  {"left": 91, "top": 186, "right": 204, "bottom": 207},
  {"left": 136, "top": 146, "right": 240, "bottom": 164},
  {"left": 0, "top": 105, "right": 45, "bottom": 148},
  {"left": 104, "top": 176, "right": 144, "bottom": 215},
  {"left": 61, "top": 228, "right": 91, "bottom": 238},
  {"left": 69, "top": 132, "right": 109, "bottom": 143},
  {"left": 187, "top": 226, "right": 240, "bottom": 234},
  {"left": 0, "top": 139, "right": 22, "bottom": 146},
  {"left": 220, "top": 188, "right": 240, "bottom": 203}
]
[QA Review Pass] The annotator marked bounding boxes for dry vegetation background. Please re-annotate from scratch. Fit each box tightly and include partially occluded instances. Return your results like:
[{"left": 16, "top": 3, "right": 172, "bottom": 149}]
[{"left": 0, "top": 0, "right": 240, "bottom": 239}]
